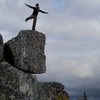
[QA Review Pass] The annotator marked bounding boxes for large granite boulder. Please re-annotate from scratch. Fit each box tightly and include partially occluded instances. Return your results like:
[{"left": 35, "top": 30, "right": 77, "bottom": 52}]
[
  {"left": 0, "top": 34, "right": 3, "bottom": 62},
  {"left": 0, "top": 62, "right": 39, "bottom": 100},
  {"left": 4, "top": 30, "right": 46, "bottom": 74}
]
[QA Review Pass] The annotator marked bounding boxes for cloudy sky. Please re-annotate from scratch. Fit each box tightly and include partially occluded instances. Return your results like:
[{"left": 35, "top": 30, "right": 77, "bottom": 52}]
[{"left": 0, "top": 0, "right": 100, "bottom": 99}]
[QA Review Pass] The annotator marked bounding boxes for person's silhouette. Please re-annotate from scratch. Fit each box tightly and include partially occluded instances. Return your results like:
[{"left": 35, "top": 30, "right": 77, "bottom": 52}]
[{"left": 25, "top": 3, "right": 48, "bottom": 30}]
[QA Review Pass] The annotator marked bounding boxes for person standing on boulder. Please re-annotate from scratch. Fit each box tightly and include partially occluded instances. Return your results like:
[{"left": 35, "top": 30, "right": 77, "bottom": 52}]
[{"left": 25, "top": 3, "right": 48, "bottom": 30}]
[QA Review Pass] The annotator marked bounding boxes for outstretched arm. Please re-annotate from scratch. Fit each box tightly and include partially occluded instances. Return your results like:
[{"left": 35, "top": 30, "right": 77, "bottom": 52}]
[
  {"left": 39, "top": 9, "right": 48, "bottom": 14},
  {"left": 24, "top": 3, "right": 35, "bottom": 9}
]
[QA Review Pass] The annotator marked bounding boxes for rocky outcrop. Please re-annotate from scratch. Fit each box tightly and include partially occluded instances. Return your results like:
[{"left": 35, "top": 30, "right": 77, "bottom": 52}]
[
  {"left": 4, "top": 30, "right": 46, "bottom": 74},
  {"left": 0, "top": 30, "right": 69, "bottom": 100},
  {"left": 0, "top": 34, "right": 3, "bottom": 62}
]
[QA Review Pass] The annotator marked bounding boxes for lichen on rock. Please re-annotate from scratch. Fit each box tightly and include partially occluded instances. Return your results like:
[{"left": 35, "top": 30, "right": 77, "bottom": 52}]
[{"left": 40, "top": 82, "right": 69, "bottom": 100}]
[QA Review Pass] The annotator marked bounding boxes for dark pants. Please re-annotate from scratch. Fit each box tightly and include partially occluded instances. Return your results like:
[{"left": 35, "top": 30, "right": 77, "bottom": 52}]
[{"left": 25, "top": 15, "right": 37, "bottom": 30}]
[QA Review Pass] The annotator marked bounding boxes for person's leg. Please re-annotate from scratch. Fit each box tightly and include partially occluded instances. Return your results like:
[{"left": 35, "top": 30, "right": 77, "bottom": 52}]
[
  {"left": 32, "top": 16, "right": 37, "bottom": 30},
  {"left": 25, "top": 15, "right": 33, "bottom": 22}
]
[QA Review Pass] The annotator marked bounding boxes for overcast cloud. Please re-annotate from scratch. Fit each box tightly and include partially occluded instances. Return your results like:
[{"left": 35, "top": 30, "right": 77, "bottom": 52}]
[{"left": 0, "top": 0, "right": 100, "bottom": 100}]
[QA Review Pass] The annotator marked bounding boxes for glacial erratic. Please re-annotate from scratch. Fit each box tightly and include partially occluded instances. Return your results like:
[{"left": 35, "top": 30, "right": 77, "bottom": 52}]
[{"left": 5, "top": 30, "right": 46, "bottom": 74}]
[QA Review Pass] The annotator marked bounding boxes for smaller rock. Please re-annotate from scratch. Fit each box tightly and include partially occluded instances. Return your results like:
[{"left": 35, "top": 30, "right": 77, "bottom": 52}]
[
  {"left": 44, "top": 81, "right": 64, "bottom": 91},
  {"left": 41, "top": 82, "right": 69, "bottom": 100},
  {"left": 0, "top": 34, "right": 3, "bottom": 63}
]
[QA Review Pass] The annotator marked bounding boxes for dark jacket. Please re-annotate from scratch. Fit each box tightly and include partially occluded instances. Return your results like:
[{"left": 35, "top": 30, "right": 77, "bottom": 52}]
[{"left": 25, "top": 3, "right": 48, "bottom": 16}]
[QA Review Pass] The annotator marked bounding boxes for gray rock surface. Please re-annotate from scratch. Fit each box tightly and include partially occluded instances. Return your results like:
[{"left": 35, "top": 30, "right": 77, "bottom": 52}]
[
  {"left": 0, "top": 34, "right": 3, "bottom": 62},
  {"left": 39, "top": 82, "right": 69, "bottom": 100},
  {"left": 0, "top": 62, "right": 56, "bottom": 100},
  {"left": 0, "top": 62, "right": 39, "bottom": 100},
  {"left": 5, "top": 30, "right": 46, "bottom": 74}
]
